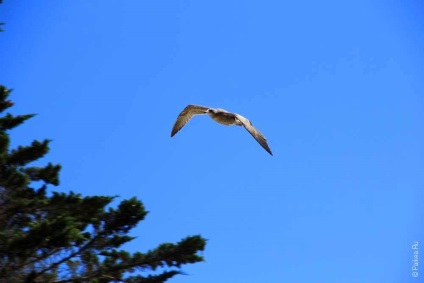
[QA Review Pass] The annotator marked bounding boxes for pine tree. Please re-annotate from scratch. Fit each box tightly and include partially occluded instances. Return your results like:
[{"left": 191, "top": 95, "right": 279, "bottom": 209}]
[{"left": 0, "top": 85, "right": 206, "bottom": 282}]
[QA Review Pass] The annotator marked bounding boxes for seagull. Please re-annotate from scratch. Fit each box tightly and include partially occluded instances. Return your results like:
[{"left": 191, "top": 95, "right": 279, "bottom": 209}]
[{"left": 171, "top": 105, "right": 273, "bottom": 155}]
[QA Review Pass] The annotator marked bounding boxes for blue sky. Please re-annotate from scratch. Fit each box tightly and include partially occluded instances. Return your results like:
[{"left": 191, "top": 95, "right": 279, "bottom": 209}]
[{"left": 1, "top": 1, "right": 423, "bottom": 282}]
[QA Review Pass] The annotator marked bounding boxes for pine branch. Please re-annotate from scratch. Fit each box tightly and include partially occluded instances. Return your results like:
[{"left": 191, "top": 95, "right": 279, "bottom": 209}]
[
  {"left": 0, "top": 113, "right": 35, "bottom": 131},
  {"left": 31, "top": 234, "right": 102, "bottom": 281},
  {"left": 7, "top": 139, "right": 50, "bottom": 166}
]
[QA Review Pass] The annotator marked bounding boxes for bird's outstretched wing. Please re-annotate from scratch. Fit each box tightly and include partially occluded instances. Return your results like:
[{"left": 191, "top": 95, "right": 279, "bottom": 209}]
[
  {"left": 235, "top": 114, "right": 273, "bottom": 155},
  {"left": 171, "top": 105, "right": 210, "bottom": 137}
]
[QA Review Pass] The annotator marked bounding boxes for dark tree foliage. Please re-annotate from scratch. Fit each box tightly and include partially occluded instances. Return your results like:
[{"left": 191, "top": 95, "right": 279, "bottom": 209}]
[{"left": 0, "top": 86, "right": 206, "bottom": 282}]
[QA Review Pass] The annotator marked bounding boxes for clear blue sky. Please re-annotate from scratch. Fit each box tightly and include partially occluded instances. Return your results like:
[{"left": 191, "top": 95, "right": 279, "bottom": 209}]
[{"left": 1, "top": 1, "right": 423, "bottom": 282}]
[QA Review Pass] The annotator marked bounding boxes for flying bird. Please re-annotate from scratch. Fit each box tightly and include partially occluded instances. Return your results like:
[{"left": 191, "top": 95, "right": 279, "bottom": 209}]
[{"left": 171, "top": 105, "right": 273, "bottom": 155}]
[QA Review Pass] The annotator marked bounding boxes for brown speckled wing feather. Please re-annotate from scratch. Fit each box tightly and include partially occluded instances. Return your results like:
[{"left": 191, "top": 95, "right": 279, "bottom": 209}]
[
  {"left": 235, "top": 114, "right": 273, "bottom": 155},
  {"left": 171, "top": 105, "right": 210, "bottom": 137}
]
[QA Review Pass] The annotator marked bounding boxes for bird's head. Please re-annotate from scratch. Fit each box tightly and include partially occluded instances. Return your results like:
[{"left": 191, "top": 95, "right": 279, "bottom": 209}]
[{"left": 206, "top": 108, "right": 216, "bottom": 114}]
